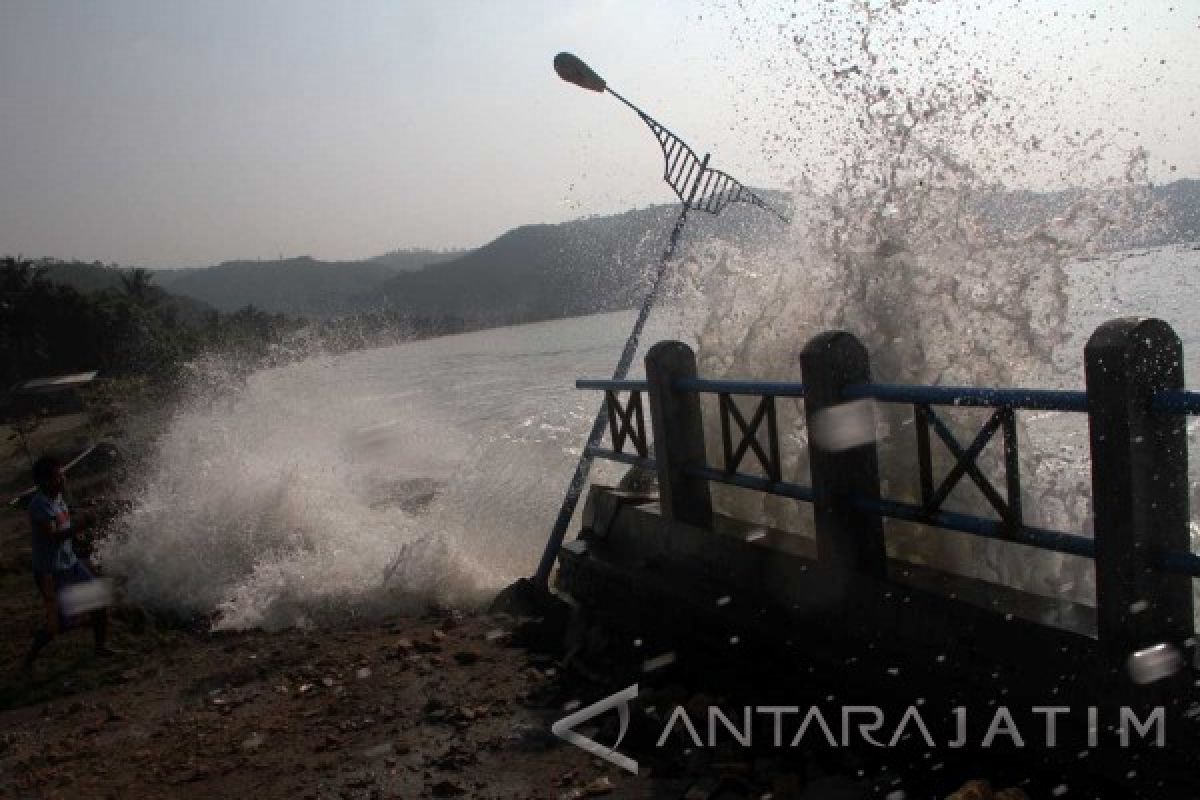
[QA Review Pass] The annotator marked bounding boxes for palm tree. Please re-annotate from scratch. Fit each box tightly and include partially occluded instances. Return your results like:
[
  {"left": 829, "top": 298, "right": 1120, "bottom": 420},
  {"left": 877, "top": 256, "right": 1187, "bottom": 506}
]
[{"left": 118, "top": 267, "right": 156, "bottom": 307}]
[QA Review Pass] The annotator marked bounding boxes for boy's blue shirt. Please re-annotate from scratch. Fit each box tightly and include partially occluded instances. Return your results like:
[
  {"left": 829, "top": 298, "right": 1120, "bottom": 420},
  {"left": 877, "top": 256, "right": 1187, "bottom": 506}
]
[{"left": 29, "top": 491, "right": 79, "bottom": 574}]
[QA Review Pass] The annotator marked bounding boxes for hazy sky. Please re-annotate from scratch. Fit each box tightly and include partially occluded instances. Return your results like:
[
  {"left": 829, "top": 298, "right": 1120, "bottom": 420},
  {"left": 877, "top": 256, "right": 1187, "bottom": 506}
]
[{"left": 1, "top": 1, "right": 1197, "bottom": 267}]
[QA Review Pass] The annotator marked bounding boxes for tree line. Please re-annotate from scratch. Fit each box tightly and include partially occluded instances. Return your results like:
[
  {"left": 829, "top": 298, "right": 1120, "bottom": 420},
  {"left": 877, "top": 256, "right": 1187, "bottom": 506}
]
[
  {"left": 0, "top": 256, "right": 469, "bottom": 393},
  {"left": 1, "top": 256, "right": 303, "bottom": 390}
]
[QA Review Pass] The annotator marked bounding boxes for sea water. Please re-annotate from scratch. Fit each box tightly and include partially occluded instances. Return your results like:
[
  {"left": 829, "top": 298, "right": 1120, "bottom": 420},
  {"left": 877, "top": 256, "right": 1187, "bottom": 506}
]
[{"left": 99, "top": 309, "right": 668, "bottom": 628}]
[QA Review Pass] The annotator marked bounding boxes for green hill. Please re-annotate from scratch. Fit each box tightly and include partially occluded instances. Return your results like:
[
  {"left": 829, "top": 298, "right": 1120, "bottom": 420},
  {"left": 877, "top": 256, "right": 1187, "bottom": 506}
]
[{"left": 152, "top": 250, "right": 460, "bottom": 317}]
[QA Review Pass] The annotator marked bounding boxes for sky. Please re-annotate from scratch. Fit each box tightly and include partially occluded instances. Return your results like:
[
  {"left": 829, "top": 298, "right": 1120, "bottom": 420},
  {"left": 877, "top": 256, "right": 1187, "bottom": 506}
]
[{"left": 1, "top": 0, "right": 1197, "bottom": 267}]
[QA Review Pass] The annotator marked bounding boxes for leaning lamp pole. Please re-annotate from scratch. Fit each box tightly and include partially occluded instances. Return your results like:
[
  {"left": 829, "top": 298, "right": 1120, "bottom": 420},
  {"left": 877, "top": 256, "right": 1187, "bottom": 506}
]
[{"left": 532, "top": 53, "right": 790, "bottom": 588}]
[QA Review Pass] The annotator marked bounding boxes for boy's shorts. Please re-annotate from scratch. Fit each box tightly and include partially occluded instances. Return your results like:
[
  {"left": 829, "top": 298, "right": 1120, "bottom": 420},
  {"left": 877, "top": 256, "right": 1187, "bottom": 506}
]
[{"left": 34, "top": 562, "right": 99, "bottom": 630}]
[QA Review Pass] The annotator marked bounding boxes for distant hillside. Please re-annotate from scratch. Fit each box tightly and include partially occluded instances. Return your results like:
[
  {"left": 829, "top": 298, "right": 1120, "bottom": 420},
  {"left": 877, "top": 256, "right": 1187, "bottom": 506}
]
[
  {"left": 974, "top": 179, "right": 1200, "bottom": 248},
  {"left": 136, "top": 204, "right": 776, "bottom": 324},
  {"left": 153, "top": 249, "right": 461, "bottom": 316},
  {"left": 1149, "top": 179, "right": 1200, "bottom": 244},
  {"left": 141, "top": 179, "right": 1200, "bottom": 327},
  {"left": 364, "top": 248, "right": 467, "bottom": 272},
  {"left": 364, "top": 199, "right": 787, "bottom": 327},
  {"left": 367, "top": 207, "right": 673, "bottom": 325}
]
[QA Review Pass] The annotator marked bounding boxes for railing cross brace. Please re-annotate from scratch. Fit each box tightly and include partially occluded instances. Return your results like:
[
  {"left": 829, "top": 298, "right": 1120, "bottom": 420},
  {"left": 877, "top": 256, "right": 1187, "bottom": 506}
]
[
  {"left": 606, "top": 390, "right": 648, "bottom": 458},
  {"left": 919, "top": 405, "right": 1015, "bottom": 524},
  {"left": 719, "top": 393, "right": 781, "bottom": 482}
]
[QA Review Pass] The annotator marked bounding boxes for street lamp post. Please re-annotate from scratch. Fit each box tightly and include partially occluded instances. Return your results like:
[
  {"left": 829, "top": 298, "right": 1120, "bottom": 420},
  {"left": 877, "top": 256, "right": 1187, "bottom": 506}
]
[{"left": 531, "top": 53, "right": 790, "bottom": 589}]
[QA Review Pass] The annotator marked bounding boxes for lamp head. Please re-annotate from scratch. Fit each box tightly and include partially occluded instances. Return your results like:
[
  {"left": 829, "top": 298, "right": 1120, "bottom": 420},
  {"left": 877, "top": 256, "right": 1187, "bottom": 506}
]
[{"left": 554, "top": 52, "right": 606, "bottom": 93}]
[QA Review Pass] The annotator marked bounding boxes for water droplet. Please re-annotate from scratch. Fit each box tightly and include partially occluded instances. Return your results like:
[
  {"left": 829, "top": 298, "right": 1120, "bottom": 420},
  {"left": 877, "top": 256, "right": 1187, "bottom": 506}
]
[
  {"left": 1127, "top": 643, "right": 1184, "bottom": 684},
  {"left": 642, "top": 652, "right": 676, "bottom": 672}
]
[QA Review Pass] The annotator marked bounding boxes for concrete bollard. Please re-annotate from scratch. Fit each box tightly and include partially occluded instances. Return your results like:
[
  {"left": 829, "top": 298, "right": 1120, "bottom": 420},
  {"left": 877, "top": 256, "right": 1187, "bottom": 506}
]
[
  {"left": 800, "top": 331, "right": 887, "bottom": 578},
  {"left": 645, "top": 341, "right": 712, "bottom": 529},
  {"left": 1085, "top": 318, "right": 1194, "bottom": 659}
]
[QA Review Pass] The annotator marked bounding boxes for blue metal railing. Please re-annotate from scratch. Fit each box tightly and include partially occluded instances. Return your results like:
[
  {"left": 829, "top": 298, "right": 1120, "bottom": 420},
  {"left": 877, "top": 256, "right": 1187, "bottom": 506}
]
[
  {"left": 1161, "top": 549, "right": 1200, "bottom": 576},
  {"left": 852, "top": 495, "right": 1097, "bottom": 560},
  {"left": 844, "top": 383, "right": 1089, "bottom": 412},
  {"left": 1153, "top": 389, "right": 1200, "bottom": 415},
  {"left": 576, "top": 377, "right": 1200, "bottom": 579},
  {"left": 685, "top": 464, "right": 815, "bottom": 502},
  {"left": 576, "top": 378, "right": 649, "bottom": 392}
]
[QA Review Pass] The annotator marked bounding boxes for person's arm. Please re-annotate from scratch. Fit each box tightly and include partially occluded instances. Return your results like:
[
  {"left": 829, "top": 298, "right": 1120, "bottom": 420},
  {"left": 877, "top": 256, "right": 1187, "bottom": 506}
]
[
  {"left": 30, "top": 503, "right": 92, "bottom": 545},
  {"left": 32, "top": 515, "right": 83, "bottom": 545}
]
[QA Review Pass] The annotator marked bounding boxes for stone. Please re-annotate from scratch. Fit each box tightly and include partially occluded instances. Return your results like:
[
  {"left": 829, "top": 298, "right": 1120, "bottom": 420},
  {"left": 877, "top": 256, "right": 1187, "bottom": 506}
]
[
  {"left": 946, "top": 781, "right": 992, "bottom": 800},
  {"left": 584, "top": 776, "right": 615, "bottom": 795}
]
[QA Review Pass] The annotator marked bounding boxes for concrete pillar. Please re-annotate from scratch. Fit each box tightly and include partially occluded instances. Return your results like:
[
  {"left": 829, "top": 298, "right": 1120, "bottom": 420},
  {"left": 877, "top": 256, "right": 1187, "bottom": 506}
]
[
  {"left": 645, "top": 341, "right": 712, "bottom": 528},
  {"left": 1085, "top": 317, "right": 1193, "bottom": 657},
  {"left": 800, "top": 331, "right": 887, "bottom": 578}
]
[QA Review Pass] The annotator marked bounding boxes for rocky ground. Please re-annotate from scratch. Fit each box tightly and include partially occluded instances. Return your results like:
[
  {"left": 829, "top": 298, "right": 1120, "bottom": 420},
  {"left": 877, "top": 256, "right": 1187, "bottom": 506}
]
[{"left": 0, "top": 610, "right": 655, "bottom": 799}]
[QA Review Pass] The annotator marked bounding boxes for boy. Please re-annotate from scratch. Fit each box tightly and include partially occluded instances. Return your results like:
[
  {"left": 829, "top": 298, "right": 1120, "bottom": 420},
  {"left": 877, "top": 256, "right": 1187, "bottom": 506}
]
[{"left": 23, "top": 454, "right": 112, "bottom": 672}]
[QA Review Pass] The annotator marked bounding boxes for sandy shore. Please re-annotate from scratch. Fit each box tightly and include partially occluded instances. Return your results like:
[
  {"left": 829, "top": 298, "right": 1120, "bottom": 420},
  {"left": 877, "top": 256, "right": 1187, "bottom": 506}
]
[{"left": 0, "top": 400, "right": 1025, "bottom": 799}]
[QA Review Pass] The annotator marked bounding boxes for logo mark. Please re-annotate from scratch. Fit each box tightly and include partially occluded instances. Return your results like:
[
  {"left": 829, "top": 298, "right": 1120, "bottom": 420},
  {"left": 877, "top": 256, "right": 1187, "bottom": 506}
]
[{"left": 551, "top": 684, "right": 639, "bottom": 774}]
